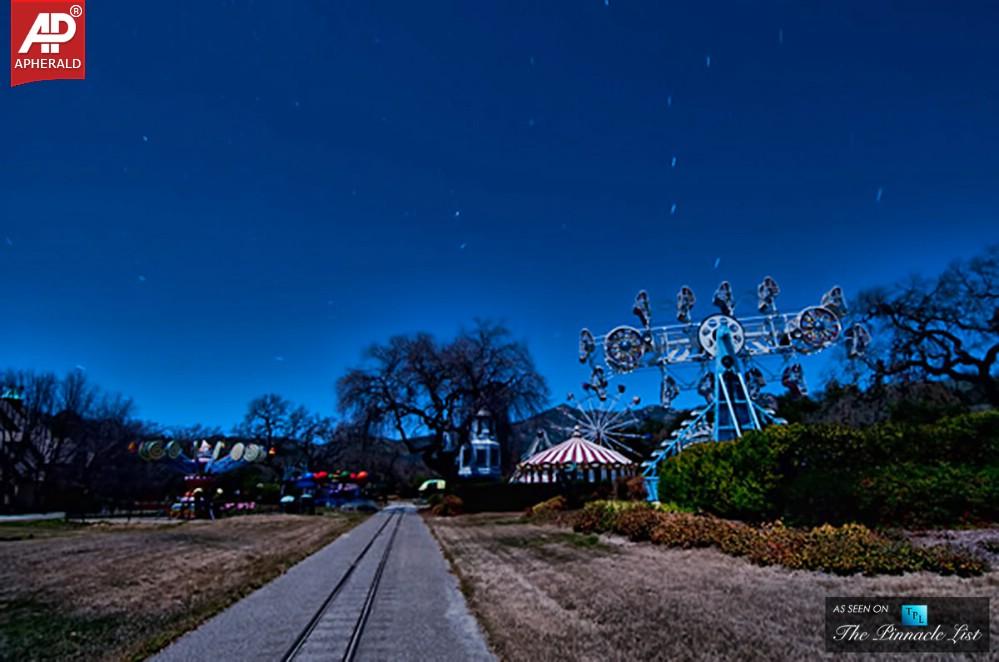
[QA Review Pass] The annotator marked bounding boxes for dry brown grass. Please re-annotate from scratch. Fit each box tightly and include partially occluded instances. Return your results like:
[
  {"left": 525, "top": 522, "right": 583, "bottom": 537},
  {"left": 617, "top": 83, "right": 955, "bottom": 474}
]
[
  {"left": 0, "top": 514, "right": 361, "bottom": 661},
  {"left": 431, "top": 514, "right": 999, "bottom": 662}
]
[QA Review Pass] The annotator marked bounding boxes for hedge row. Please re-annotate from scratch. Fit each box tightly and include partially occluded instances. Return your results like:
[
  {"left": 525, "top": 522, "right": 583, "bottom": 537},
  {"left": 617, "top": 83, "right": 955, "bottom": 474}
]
[
  {"left": 659, "top": 411, "right": 999, "bottom": 527},
  {"left": 571, "top": 501, "right": 989, "bottom": 577}
]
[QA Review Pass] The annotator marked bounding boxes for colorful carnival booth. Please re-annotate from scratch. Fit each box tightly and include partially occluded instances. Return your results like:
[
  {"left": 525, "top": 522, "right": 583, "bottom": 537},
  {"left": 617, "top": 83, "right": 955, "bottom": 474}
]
[
  {"left": 512, "top": 431, "right": 636, "bottom": 484},
  {"left": 283, "top": 470, "right": 369, "bottom": 512}
]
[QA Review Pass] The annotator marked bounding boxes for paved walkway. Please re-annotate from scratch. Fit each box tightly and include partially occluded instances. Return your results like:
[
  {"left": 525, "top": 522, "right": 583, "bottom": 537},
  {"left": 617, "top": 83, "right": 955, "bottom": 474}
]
[{"left": 151, "top": 506, "right": 493, "bottom": 662}]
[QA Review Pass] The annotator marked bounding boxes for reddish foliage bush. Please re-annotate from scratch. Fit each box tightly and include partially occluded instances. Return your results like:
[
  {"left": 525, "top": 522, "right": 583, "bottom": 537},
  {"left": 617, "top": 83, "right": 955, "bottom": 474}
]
[
  {"left": 611, "top": 506, "right": 661, "bottom": 542},
  {"left": 648, "top": 513, "right": 722, "bottom": 549},
  {"left": 430, "top": 495, "right": 464, "bottom": 517},
  {"left": 915, "top": 544, "right": 989, "bottom": 577},
  {"left": 569, "top": 500, "right": 989, "bottom": 576},
  {"left": 743, "top": 521, "right": 804, "bottom": 567},
  {"left": 623, "top": 476, "right": 649, "bottom": 501}
]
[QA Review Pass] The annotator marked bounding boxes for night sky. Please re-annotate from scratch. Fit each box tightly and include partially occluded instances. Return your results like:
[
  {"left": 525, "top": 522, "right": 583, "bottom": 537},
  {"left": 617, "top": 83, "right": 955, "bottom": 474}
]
[{"left": 2, "top": 2, "right": 998, "bottom": 428}]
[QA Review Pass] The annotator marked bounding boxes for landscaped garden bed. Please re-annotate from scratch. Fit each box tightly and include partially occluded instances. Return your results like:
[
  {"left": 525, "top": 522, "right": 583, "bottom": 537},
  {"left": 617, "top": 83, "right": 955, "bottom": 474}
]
[{"left": 566, "top": 500, "right": 990, "bottom": 576}]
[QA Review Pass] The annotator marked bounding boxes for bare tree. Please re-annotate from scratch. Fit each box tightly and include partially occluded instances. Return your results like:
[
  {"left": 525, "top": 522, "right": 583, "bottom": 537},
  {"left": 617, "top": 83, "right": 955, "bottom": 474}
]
[
  {"left": 60, "top": 369, "right": 96, "bottom": 418},
  {"left": 857, "top": 246, "right": 999, "bottom": 405},
  {"left": 238, "top": 394, "right": 338, "bottom": 475},
  {"left": 1, "top": 369, "right": 139, "bottom": 509},
  {"left": 240, "top": 393, "right": 291, "bottom": 450},
  {"left": 336, "top": 320, "right": 549, "bottom": 478},
  {"left": 285, "top": 405, "right": 335, "bottom": 469}
]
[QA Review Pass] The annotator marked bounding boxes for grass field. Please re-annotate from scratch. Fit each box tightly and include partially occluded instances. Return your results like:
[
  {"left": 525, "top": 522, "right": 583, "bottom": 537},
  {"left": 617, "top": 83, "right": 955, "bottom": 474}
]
[
  {"left": 430, "top": 514, "right": 999, "bottom": 661},
  {"left": 0, "top": 513, "right": 363, "bottom": 661}
]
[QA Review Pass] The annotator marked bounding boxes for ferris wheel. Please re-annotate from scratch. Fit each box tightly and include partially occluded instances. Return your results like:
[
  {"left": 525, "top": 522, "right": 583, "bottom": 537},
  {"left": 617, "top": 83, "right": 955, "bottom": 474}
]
[
  {"left": 578, "top": 277, "right": 871, "bottom": 501},
  {"left": 560, "top": 381, "right": 646, "bottom": 456}
]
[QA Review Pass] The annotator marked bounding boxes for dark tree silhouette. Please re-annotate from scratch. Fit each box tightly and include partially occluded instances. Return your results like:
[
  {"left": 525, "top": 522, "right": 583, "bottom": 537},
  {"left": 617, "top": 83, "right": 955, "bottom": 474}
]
[
  {"left": 238, "top": 394, "right": 337, "bottom": 473},
  {"left": 240, "top": 393, "right": 292, "bottom": 450},
  {"left": 1, "top": 369, "right": 140, "bottom": 510},
  {"left": 857, "top": 246, "right": 999, "bottom": 405},
  {"left": 336, "top": 321, "right": 549, "bottom": 479}
]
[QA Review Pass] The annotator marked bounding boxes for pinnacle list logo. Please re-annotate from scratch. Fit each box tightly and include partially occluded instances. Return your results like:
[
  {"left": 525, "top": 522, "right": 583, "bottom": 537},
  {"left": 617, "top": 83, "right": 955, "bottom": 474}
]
[{"left": 10, "top": 0, "right": 86, "bottom": 87}]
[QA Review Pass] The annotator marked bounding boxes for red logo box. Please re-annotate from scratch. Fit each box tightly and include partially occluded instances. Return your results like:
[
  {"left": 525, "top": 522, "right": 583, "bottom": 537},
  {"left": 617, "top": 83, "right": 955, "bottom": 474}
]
[{"left": 10, "top": 0, "right": 86, "bottom": 87}]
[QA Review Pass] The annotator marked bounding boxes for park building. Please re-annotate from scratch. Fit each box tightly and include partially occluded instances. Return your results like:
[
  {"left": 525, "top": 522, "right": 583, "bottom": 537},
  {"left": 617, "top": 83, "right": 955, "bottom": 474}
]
[{"left": 456, "top": 409, "right": 502, "bottom": 479}]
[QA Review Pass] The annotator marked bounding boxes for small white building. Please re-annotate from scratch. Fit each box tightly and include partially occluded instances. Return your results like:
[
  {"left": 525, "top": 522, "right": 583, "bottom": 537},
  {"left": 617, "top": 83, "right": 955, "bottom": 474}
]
[{"left": 456, "top": 409, "right": 502, "bottom": 479}]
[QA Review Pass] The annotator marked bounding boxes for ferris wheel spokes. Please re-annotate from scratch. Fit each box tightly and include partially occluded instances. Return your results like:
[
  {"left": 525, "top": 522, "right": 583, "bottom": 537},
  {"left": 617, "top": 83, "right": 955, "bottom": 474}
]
[{"left": 562, "top": 380, "right": 646, "bottom": 455}]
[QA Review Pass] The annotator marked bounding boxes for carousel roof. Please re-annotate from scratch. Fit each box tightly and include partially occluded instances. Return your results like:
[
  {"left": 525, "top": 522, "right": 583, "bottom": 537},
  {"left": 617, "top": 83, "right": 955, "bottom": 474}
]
[{"left": 520, "top": 434, "right": 634, "bottom": 468}]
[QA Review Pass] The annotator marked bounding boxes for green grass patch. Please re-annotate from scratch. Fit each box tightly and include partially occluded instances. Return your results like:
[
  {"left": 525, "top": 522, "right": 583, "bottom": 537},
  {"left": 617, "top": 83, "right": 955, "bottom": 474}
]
[{"left": 0, "top": 598, "right": 129, "bottom": 661}]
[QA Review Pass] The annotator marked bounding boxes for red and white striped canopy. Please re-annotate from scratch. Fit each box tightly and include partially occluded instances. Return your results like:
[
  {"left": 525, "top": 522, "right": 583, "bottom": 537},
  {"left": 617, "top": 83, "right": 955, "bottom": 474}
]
[{"left": 521, "top": 434, "right": 633, "bottom": 468}]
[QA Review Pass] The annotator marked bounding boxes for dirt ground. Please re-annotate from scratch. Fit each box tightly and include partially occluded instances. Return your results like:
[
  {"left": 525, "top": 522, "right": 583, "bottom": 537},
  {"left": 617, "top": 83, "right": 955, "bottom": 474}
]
[
  {"left": 0, "top": 513, "right": 361, "bottom": 661},
  {"left": 430, "top": 514, "right": 999, "bottom": 662}
]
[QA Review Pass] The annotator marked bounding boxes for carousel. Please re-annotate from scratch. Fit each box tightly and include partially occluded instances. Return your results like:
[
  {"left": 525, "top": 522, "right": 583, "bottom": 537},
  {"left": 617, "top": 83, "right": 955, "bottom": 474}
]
[{"left": 512, "top": 428, "right": 637, "bottom": 484}]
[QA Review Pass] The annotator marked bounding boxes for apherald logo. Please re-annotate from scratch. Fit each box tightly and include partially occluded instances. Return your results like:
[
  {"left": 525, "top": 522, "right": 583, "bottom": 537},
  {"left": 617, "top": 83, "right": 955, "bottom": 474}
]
[
  {"left": 10, "top": 0, "right": 86, "bottom": 87},
  {"left": 19, "top": 11, "right": 77, "bottom": 53}
]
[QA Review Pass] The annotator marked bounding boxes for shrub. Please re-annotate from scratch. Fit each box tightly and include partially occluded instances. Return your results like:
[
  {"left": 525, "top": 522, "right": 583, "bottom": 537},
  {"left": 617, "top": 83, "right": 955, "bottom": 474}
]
[
  {"left": 648, "top": 513, "right": 707, "bottom": 548},
  {"left": 568, "top": 503, "right": 989, "bottom": 576},
  {"left": 744, "top": 523, "right": 991, "bottom": 577},
  {"left": 611, "top": 505, "right": 662, "bottom": 541},
  {"left": 572, "top": 500, "right": 646, "bottom": 534},
  {"left": 430, "top": 495, "right": 464, "bottom": 517},
  {"left": 917, "top": 544, "right": 990, "bottom": 577},
  {"left": 525, "top": 495, "right": 567, "bottom": 522},
  {"left": 659, "top": 411, "right": 999, "bottom": 527},
  {"left": 793, "top": 524, "right": 923, "bottom": 575},
  {"left": 622, "top": 476, "right": 649, "bottom": 501},
  {"left": 704, "top": 518, "right": 758, "bottom": 557},
  {"left": 652, "top": 501, "right": 689, "bottom": 514}
]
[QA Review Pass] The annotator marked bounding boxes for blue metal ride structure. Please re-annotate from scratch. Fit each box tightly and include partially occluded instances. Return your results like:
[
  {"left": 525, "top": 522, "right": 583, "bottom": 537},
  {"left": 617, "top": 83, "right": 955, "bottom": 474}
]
[{"left": 578, "top": 278, "right": 871, "bottom": 502}]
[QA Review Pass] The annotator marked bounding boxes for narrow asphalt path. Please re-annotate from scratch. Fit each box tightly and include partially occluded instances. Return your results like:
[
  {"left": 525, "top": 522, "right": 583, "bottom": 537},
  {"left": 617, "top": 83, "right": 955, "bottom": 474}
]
[{"left": 151, "top": 505, "right": 493, "bottom": 662}]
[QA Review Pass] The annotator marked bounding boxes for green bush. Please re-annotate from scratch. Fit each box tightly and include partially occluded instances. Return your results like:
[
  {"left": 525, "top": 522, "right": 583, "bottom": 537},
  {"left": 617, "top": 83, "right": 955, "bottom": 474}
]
[
  {"left": 525, "top": 495, "right": 567, "bottom": 522},
  {"left": 573, "top": 500, "right": 646, "bottom": 533},
  {"left": 659, "top": 411, "right": 999, "bottom": 527}
]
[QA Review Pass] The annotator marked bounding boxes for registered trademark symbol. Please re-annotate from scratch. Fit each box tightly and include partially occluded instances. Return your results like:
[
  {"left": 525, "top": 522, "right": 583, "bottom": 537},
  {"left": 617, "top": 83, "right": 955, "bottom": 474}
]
[{"left": 70, "top": 4, "right": 83, "bottom": 17}]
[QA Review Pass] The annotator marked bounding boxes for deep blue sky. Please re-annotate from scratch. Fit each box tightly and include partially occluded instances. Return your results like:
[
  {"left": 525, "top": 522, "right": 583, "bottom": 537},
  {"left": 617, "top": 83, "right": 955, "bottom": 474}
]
[{"left": 2, "top": 2, "right": 998, "bottom": 428}]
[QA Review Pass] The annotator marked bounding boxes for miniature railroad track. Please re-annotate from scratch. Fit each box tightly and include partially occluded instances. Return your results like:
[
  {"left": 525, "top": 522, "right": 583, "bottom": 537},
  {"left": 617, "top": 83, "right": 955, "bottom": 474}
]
[{"left": 281, "top": 509, "right": 405, "bottom": 662}]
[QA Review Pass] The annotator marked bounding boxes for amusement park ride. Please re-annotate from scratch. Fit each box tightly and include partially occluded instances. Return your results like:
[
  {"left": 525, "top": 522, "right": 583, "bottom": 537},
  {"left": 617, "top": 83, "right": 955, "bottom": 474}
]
[
  {"left": 131, "top": 438, "right": 371, "bottom": 515},
  {"left": 130, "top": 438, "right": 272, "bottom": 516},
  {"left": 131, "top": 438, "right": 271, "bottom": 476},
  {"left": 576, "top": 278, "right": 872, "bottom": 501}
]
